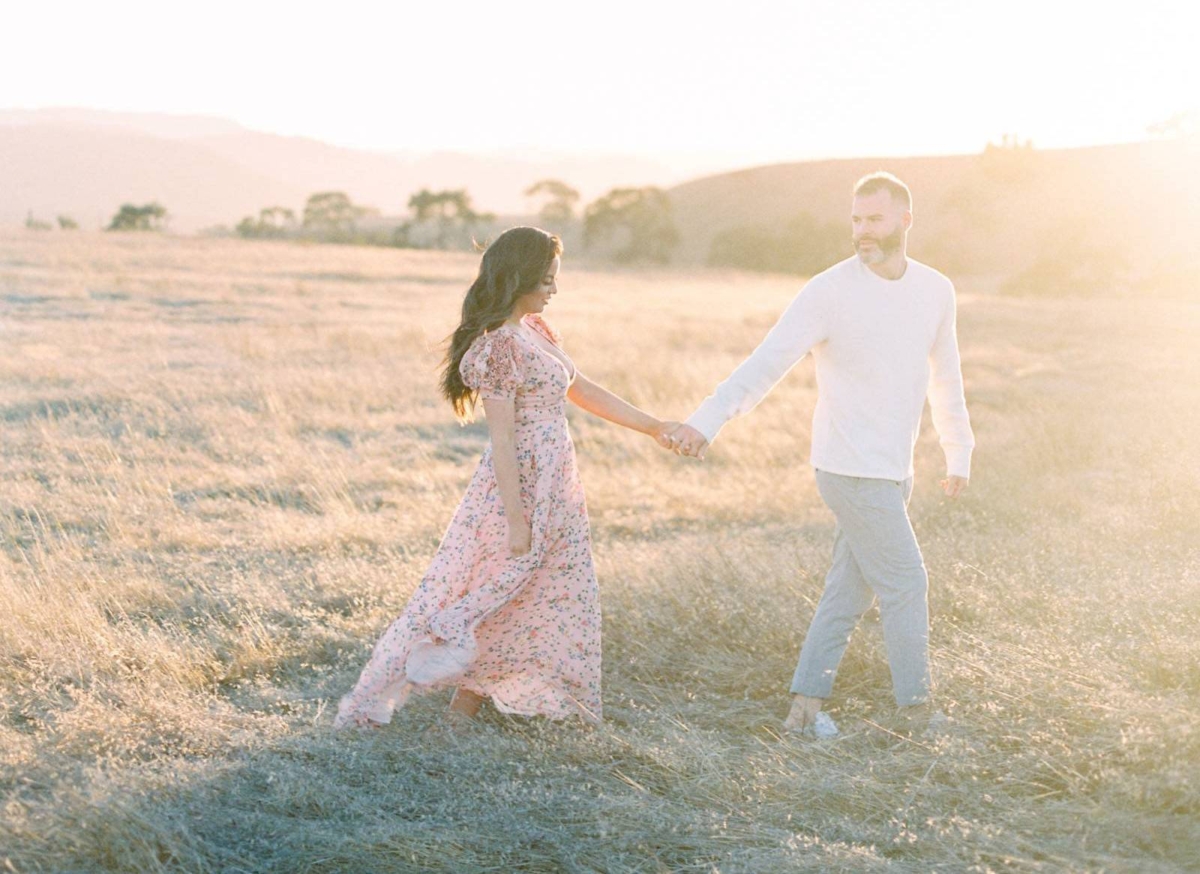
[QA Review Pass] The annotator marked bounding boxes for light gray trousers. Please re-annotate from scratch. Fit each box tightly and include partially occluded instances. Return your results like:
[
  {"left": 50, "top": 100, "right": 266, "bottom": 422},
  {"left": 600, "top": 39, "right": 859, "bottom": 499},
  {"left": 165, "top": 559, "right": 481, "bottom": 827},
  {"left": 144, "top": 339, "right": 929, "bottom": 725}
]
[{"left": 790, "top": 470, "right": 931, "bottom": 706}]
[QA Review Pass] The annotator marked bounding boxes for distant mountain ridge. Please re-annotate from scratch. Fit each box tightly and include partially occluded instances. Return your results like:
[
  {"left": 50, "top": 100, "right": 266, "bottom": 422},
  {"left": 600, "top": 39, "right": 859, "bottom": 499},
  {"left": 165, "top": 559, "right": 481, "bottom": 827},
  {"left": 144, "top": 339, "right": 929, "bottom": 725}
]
[
  {"left": 0, "top": 107, "right": 248, "bottom": 138},
  {"left": 0, "top": 108, "right": 678, "bottom": 231},
  {"left": 6, "top": 108, "right": 1194, "bottom": 295}
]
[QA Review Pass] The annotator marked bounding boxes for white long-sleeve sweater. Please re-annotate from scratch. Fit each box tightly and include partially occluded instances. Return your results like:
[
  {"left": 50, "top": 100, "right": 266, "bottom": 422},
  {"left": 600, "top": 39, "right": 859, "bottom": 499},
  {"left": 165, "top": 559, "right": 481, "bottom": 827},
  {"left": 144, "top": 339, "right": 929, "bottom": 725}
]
[{"left": 686, "top": 256, "right": 975, "bottom": 480}]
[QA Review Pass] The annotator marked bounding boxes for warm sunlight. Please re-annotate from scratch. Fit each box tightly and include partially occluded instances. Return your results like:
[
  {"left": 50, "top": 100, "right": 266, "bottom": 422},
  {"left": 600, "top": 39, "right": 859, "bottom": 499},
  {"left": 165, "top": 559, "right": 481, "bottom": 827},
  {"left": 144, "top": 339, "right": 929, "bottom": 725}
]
[
  {"left": 3, "top": 2, "right": 1199, "bottom": 870},
  {"left": 4, "top": 0, "right": 1194, "bottom": 167}
]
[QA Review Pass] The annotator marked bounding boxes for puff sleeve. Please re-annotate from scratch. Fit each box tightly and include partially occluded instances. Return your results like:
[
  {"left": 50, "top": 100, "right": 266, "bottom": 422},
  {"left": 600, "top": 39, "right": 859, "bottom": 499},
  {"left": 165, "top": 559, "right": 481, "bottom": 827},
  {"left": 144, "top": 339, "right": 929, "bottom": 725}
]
[{"left": 460, "top": 331, "right": 524, "bottom": 400}]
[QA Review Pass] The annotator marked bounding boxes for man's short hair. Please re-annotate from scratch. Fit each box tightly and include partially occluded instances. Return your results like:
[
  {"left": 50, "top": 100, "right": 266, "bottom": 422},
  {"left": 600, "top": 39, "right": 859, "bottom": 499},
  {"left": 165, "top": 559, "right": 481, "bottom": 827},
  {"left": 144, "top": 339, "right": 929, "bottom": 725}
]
[{"left": 853, "top": 172, "right": 912, "bottom": 210}]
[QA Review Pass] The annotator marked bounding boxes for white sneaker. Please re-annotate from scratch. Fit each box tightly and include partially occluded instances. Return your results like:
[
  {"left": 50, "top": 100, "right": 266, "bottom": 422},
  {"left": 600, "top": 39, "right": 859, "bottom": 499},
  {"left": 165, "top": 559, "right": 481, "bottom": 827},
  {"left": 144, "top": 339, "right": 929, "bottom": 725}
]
[{"left": 807, "top": 711, "right": 839, "bottom": 739}]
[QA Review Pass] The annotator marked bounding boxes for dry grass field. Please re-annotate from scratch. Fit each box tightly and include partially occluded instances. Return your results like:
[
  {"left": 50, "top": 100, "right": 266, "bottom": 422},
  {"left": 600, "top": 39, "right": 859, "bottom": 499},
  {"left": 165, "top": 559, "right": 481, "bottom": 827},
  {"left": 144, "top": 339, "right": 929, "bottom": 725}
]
[{"left": 1, "top": 229, "right": 1198, "bottom": 873}]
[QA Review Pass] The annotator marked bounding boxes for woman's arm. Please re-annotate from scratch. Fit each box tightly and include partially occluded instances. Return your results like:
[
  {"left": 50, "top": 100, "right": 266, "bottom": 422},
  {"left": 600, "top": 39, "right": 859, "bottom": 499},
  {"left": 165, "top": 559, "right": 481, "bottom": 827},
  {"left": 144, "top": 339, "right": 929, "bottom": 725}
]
[
  {"left": 482, "top": 397, "right": 531, "bottom": 556},
  {"left": 567, "top": 372, "right": 677, "bottom": 442}
]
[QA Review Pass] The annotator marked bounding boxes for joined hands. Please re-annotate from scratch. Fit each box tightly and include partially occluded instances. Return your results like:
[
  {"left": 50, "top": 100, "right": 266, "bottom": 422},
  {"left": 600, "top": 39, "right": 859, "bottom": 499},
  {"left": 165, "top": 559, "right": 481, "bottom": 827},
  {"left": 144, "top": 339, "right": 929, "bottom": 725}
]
[{"left": 650, "top": 422, "right": 709, "bottom": 460}]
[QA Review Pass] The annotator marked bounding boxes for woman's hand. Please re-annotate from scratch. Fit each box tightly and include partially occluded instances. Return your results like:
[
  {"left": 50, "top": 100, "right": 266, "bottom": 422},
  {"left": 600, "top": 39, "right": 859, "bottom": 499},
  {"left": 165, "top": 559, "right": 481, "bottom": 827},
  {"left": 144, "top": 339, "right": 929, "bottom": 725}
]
[
  {"left": 508, "top": 517, "right": 533, "bottom": 556},
  {"left": 650, "top": 420, "right": 683, "bottom": 449}
]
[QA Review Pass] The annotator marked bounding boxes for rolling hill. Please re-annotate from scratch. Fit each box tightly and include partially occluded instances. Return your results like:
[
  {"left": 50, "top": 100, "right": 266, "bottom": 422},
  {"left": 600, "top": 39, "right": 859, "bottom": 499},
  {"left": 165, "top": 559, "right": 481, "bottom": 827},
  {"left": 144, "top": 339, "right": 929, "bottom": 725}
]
[
  {"left": 5, "top": 107, "right": 1194, "bottom": 295},
  {"left": 666, "top": 137, "right": 1199, "bottom": 292}
]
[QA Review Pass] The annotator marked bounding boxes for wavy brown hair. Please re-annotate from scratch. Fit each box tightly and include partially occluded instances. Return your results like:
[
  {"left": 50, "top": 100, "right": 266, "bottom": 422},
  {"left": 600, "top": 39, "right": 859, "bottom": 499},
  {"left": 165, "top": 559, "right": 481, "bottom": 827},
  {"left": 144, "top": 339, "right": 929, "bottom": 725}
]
[{"left": 442, "top": 226, "right": 563, "bottom": 421}]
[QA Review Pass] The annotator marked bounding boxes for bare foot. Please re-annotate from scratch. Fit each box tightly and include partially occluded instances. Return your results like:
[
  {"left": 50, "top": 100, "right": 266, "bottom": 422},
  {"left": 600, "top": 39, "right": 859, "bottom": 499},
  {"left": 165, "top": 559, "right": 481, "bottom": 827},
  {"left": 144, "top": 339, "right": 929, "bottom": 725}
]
[
  {"left": 448, "top": 687, "right": 485, "bottom": 720},
  {"left": 783, "top": 695, "right": 839, "bottom": 738},
  {"left": 782, "top": 694, "right": 824, "bottom": 732}
]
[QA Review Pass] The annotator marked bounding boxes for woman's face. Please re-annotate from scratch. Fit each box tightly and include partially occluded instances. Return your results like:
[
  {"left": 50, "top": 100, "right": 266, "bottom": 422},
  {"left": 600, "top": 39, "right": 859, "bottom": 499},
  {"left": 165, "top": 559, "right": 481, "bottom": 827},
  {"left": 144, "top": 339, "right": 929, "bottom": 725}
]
[{"left": 513, "top": 255, "right": 560, "bottom": 317}]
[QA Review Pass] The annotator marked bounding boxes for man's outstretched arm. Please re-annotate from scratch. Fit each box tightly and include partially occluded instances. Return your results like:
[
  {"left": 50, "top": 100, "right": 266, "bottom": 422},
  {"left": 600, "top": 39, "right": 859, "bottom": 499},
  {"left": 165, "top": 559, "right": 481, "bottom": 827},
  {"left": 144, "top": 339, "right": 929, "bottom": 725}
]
[{"left": 672, "top": 281, "right": 832, "bottom": 459}]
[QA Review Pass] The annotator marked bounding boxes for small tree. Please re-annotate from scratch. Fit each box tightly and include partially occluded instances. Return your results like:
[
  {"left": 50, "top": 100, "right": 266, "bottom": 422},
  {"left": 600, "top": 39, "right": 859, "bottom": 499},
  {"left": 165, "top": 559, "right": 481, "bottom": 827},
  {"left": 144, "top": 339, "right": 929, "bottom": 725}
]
[
  {"left": 395, "top": 188, "right": 493, "bottom": 249},
  {"left": 981, "top": 135, "right": 1037, "bottom": 183},
  {"left": 583, "top": 187, "right": 679, "bottom": 263},
  {"left": 25, "top": 211, "right": 51, "bottom": 231},
  {"left": 107, "top": 202, "right": 168, "bottom": 232},
  {"left": 524, "top": 179, "right": 580, "bottom": 227},
  {"left": 302, "top": 192, "right": 367, "bottom": 241},
  {"left": 57, "top": 215, "right": 78, "bottom": 230},
  {"left": 236, "top": 206, "right": 297, "bottom": 239},
  {"left": 1147, "top": 110, "right": 1199, "bottom": 139}
]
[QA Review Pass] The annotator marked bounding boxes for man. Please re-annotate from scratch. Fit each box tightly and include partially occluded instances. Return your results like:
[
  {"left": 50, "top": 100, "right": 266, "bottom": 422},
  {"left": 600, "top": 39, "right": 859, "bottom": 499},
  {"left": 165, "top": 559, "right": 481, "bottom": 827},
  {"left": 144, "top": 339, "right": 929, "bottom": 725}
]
[{"left": 666, "top": 172, "right": 974, "bottom": 737}]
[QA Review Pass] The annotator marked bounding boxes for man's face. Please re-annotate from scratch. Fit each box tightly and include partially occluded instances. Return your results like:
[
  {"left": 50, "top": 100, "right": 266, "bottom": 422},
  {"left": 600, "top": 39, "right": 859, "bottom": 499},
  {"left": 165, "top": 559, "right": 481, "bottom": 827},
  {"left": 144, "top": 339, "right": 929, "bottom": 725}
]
[{"left": 851, "top": 190, "right": 910, "bottom": 264}]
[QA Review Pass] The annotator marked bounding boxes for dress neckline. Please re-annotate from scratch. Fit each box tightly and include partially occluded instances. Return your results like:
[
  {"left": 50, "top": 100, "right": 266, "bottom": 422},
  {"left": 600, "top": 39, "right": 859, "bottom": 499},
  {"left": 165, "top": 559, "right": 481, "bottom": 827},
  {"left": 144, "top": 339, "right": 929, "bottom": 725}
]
[{"left": 502, "top": 317, "right": 576, "bottom": 383}]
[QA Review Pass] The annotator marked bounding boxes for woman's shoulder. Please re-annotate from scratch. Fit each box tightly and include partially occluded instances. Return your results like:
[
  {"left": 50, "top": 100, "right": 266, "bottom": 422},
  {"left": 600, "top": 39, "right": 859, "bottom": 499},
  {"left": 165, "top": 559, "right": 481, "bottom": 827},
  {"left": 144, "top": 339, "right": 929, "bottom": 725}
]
[
  {"left": 523, "top": 314, "right": 562, "bottom": 346},
  {"left": 463, "top": 325, "right": 521, "bottom": 361},
  {"left": 460, "top": 327, "right": 525, "bottom": 393}
]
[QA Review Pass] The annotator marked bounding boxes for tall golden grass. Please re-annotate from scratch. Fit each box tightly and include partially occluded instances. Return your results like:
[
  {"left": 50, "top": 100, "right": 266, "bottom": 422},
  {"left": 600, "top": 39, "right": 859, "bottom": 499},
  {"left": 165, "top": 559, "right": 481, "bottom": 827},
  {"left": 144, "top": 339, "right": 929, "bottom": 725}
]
[{"left": 1, "top": 229, "right": 1198, "bottom": 872}]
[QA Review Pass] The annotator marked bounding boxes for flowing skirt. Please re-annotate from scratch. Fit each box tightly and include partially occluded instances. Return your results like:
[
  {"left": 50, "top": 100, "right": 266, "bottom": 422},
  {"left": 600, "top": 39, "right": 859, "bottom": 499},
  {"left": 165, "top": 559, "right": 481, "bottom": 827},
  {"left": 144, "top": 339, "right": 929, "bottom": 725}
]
[{"left": 333, "top": 417, "right": 601, "bottom": 727}]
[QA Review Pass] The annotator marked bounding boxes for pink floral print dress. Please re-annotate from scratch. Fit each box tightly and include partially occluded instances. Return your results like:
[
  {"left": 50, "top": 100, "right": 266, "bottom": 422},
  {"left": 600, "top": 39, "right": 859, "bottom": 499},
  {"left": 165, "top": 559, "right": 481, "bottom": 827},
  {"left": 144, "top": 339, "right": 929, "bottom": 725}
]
[{"left": 334, "top": 314, "right": 602, "bottom": 727}]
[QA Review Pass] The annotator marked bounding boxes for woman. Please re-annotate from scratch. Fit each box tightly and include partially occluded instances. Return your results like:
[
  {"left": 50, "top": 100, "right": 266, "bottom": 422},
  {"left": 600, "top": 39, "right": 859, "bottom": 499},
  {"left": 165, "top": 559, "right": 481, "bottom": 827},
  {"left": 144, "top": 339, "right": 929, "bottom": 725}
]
[{"left": 334, "top": 227, "right": 676, "bottom": 729}]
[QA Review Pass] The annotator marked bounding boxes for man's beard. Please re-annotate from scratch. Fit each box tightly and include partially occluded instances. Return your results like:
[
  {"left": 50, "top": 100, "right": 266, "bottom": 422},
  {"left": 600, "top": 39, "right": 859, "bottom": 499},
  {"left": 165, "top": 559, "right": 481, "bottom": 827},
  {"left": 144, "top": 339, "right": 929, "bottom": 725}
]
[{"left": 854, "top": 226, "right": 904, "bottom": 263}]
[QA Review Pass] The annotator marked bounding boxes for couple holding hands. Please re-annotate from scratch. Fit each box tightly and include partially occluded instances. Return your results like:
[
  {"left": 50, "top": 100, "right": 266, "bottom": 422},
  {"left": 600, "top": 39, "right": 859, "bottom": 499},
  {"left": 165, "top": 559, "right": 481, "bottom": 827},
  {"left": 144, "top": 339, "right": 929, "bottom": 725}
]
[{"left": 334, "top": 172, "right": 974, "bottom": 739}]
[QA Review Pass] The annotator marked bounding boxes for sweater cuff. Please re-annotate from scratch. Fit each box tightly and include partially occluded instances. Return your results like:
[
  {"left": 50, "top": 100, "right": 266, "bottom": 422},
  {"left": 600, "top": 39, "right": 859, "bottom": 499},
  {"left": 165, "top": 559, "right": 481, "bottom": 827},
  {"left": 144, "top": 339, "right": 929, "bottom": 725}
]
[
  {"left": 684, "top": 407, "right": 725, "bottom": 445},
  {"left": 944, "top": 445, "right": 973, "bottom": 479}
]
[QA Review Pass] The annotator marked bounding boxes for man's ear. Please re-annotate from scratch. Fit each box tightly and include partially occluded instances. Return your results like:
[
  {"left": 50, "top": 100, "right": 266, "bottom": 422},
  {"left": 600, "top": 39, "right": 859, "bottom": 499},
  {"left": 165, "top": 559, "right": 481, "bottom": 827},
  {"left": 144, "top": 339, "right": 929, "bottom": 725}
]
[{"left": 902, "top": 210, "right": 913, "bottom": 231}]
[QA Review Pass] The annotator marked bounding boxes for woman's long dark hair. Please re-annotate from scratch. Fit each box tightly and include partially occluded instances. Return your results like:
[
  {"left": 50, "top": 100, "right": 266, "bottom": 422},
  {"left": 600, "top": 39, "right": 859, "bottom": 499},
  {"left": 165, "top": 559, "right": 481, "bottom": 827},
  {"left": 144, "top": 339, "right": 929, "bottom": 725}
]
[{"left": 442, "top": 226, "right": 563, "bottom": 421}]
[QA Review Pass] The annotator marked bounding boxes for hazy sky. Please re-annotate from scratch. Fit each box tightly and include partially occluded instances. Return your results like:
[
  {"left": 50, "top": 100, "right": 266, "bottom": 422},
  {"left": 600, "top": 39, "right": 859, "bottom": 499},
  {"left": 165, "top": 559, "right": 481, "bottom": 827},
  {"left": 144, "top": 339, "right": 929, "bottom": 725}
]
[{"left": 5, "top": 0, "right": 1194, "bottom": 171}]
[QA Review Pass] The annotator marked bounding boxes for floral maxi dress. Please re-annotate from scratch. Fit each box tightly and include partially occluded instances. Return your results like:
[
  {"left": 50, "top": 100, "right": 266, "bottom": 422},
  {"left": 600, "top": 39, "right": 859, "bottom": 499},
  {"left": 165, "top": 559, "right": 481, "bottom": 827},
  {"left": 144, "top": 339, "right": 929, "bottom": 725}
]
[{"left": 334, "top": 314, "right": 602, "bottom": 727}]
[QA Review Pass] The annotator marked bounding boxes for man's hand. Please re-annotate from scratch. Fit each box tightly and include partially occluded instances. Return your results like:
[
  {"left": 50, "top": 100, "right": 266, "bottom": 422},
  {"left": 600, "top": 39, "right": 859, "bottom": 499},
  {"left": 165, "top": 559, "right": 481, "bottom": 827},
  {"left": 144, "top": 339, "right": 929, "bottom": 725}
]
[
  {"left": 940, "top": 475, "right": 968, "bottom": 499},
  {"left": 665, "top": 424, "right": 709, "bottom": 460}
]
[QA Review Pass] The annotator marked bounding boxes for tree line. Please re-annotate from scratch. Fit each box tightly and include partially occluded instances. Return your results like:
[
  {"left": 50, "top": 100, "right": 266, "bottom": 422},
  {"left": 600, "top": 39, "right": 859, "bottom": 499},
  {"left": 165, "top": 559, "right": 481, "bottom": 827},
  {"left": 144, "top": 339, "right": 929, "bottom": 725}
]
[
  {"left": 233, "top": 181, "right": 682, "bottom": 264},
  {"left": 24, "top": 203, "right": 168, "bottom": 232},
  {"left": 24, "top": 211, "right": 79, "bottom": 231},
  {"left": 22, "top": 180, "right": 681, "bottom": 265},
  {"left": 36, "top": 189, "right": 843, "bottom": 273}
]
